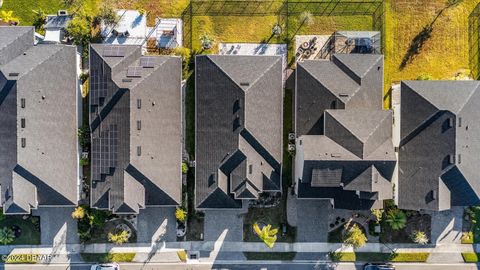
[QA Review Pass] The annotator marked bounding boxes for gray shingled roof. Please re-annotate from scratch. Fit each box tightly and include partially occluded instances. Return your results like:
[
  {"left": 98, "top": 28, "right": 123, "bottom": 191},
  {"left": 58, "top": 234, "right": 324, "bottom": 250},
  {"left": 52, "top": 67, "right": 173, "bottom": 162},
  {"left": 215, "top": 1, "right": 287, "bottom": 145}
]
[
  {"left": 398, "top": 81, "right": 480, "bottom": 211},
  {"left": 0, "top": 26, "right": 78, "bottom": 214},
  {"left": 295, "top": 54, "right": 383, "bottom": 136},
  {"left": 89, "top": 44, "right": 182, "bottom": 214},
  {"left": 195, "top": 55, "right": 283, "bottom": 209},
  {"left": 295, "top": 54, "right": 394, "bottom": 210}
]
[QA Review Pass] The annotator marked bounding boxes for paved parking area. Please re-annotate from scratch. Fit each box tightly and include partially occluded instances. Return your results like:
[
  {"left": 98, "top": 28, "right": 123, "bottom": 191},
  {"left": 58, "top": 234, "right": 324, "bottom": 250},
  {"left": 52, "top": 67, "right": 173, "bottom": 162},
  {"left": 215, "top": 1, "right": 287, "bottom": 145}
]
[
  {"left": 33, "top": 207, "right": 79, "bottom": 245},
  {"left": 136, "top": 207, "right": 176, "bottom": 243},
  {"left": 296, "top": 200, "right": 332, "bottom": 242},
  {"left": 204, "top": 210, "right": 244, "bottom": 241}
]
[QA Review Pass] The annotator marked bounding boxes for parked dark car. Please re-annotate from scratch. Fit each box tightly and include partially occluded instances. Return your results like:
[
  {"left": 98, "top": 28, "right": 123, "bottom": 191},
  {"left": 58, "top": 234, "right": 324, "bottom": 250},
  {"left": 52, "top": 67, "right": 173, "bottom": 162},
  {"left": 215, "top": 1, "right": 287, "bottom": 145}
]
[{"left": 364, "top": 263, "right": 395, "bottom": 270}]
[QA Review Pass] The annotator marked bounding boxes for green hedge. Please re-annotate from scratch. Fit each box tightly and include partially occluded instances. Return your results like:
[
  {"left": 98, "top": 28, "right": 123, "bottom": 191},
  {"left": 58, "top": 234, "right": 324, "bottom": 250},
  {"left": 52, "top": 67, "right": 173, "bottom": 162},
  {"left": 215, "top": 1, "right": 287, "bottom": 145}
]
[
  {"left": 330, "top": 252, "right": 430, "bottom": 262},
  {"left": 462, "top": 252, "right": 479, "bottom": 263},
  {"left": 81, "top": 253, "right": 135, "bottom": 263}
]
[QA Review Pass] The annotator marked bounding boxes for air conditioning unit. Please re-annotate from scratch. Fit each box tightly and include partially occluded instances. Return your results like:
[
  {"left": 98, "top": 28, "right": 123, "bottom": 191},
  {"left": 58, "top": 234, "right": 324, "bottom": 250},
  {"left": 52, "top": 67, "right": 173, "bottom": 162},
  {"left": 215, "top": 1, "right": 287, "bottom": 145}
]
[
  {"left": 58, "top": 10, "right": 68, "bottom": 16},
  {"left": 288, "top": 144, "right": 295, "bottom": 152}
]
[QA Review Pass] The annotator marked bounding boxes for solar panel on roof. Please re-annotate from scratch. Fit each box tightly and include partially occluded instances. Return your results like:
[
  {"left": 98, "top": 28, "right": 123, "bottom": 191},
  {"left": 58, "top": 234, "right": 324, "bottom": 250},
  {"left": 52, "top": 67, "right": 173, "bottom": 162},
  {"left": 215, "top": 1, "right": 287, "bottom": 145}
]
[
  {"left": 102, "top": 45, "right": 125, "bottom": 57},
  {"left": 127, "top": 66, "right": 142, "bottom": 78},
  {"left": 140, "top": 57, "right": 155, "bottom": 68}
]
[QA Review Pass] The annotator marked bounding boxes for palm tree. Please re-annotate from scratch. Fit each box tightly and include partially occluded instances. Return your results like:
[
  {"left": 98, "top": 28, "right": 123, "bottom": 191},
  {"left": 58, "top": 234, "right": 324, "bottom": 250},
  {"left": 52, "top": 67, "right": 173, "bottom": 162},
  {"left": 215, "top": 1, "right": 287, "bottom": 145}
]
[
  {"left": 411, "top": 230, "right": 428, "bottom": 245},
  {"left": 253, "top": 222, "right": 278, "bottom": 248},
  {"left": 175, "top": 208, "right": 187, "bottom": 223},
  {"left": 200, "top": 33, "right": 213, "bottom": 50},
  {"left": 386, "top": 209, "right": 407, "bottom": 230},
  {"left": 0, "top": 10, "right": 20, "bottom": 24},
  {"left": 0, "top": 227, "right": 15, "bottom": 245},
  {"left": 107, "top": 230, "right": 130, "bottom": 245}
]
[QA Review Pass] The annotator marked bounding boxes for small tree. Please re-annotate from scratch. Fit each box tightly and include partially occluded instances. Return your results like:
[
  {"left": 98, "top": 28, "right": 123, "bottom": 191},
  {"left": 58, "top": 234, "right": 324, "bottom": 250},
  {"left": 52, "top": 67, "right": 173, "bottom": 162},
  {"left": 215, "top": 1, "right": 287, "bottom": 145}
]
[
  {"left": 371, "top": 209, "right": 384, "bottom": 223},
  {"left": 386, "top": 209, "right": 407, "bottom": 230},
  {"left": 98, "top": 4, "right": 119, "bottom": 26},
  {"left": 200, "top": 33, "right": 213, "bottom": 50},
  {"left": 0, "top": 227, "right": 15, "bottom": 245},
  {"left": 253, "top": 222, "right": 278, "bottom": 248},
  {"left": 66, "top": 14, "right": 92, "bottom": 49},
  {"left": 299, "top": 11, "right": 314, "bottom": 27},
  {"left": 108, "top": 230, "right": 130, "bottom": 245},
  {"left": 32, "top": 9, "right": 46, "bottom": 31},
  {"left": 181, "top": 162, "right": 189, "bottom": 174},
  {"left": 72, "top": 206, "right": 86, "bottom": 219},
  {"left": 175, "top": 208, "right": 187, "bottom": 223},
  {"left": 343, "top": 224, "right": 367, "bottom": 249},
  {"left": 412, "top": 230, "right": 428, "bottom": 245}
]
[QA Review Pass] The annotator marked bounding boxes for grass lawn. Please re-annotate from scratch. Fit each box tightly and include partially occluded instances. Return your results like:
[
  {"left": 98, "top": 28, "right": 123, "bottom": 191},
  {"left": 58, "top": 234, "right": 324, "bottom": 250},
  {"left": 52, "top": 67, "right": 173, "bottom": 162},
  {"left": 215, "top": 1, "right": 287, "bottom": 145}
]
[
  {"left": 115, "top": 0, "right": 189, "bottom": 23},
  {"left": 383, "top": 0, "right": 480, "bottom": 107},
  {"left": 1, "top": 0, "right": 101, "bottom": 26},
  {"left": 331, "top": 252, "right": 430, "bottom": 262},
  {"left": 81, "top": 253, "right": 135, "bottom": 263},
  {"left": 244, "top": 252, "right": 297, "bottom": 261},
  {"left": 462, "top": 252, "right": 480, "bottom": 263},
  {"left": 0, "top": 216, "right": 40, "bottom": 245}
]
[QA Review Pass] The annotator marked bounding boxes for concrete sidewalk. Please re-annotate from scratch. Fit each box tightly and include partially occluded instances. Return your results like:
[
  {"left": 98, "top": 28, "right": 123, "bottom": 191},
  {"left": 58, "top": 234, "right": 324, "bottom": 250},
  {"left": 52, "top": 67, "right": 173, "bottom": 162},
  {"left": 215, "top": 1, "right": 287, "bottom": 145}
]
[{"left": 0, "top": 241, "right": 476, "bottom": 264}]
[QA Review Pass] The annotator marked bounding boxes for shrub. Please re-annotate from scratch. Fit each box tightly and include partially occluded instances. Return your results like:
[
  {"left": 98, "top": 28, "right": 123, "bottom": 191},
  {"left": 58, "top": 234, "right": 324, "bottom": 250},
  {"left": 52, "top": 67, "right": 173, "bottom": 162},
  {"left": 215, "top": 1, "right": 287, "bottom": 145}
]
[
  {"left": 97, "top": 4, "right": 119, "bottom": 26},
  {"left": 253, "top": 222, "right": 278, "bottom": 248},
  {"left": 181, "top": 162, "right": 189, "bottom": 174},
  {"left": 200, "top": 33, "right": 214, "bottom": 50},
  {"left": 0, "top": 227, "right": 15, "bottom": 245},
  {"left": 176, "top": 208, "right": 187, "bottom": 222},
  {"left": 72, "top": 206, "right": 86, "bottom": 219},
  {"left": 371, "top": 209, "right": 384, "bottom": 223},
  {"left": 386, "top": 209, "right": 407, "bottom": 230},
  {"left": 411, "top": 230, "right": 428, "bottom": 245},
  {"left": 343, "top": 224, "right": 367, "bottom": 249},
  {"left": 138, "top": 9, "right": 146, "bottom": 16},
  {"left": 108, "top": 230, "right": 130, "bottom": 245},
  {"left": 78, "top": 124, "right": 90, "bottom": 149},
  {"left": 80, "top": 157, "right": 89, "bottom": 166},
  {"left": 417, "top": 74, "right": 433, "bottom": 80},
  {"left": 177, "top": 250, "right": 187, "bottom": 262}
]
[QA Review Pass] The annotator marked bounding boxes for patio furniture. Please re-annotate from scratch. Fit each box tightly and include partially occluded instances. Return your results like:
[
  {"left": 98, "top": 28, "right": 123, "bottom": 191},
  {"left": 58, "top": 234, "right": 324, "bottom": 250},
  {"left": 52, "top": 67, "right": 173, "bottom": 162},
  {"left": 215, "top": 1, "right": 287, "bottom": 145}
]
[{"left": 301, "top": 42, "right": 309, "bottom": 50}]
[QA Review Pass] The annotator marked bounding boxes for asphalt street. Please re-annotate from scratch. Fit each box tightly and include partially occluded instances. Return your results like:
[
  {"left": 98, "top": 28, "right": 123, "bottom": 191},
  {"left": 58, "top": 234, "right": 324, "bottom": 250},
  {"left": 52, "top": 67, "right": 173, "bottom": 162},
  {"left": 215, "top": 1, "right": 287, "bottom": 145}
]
[{"left": 2, "top": 262, "right": 480, "bottom": 270}]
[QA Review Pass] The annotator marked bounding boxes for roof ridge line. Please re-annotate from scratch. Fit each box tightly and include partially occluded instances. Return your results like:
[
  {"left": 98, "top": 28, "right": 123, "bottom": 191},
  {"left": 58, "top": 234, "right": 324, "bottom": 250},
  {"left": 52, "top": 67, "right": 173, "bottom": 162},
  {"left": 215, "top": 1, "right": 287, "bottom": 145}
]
[
  {"left": 244, "top": 56, "right": 281, "bottom": 92},
  {"left": 10, "top": 45, "right": 65, "bottom": 80},
  {"left": 0, "top": 27, "right": 32, "bottom": 51},
  {"left": 301, "top": 62, "right": 358, "bottom": 102},
  {"left": 206, "top": 56, "right": 244, "bottom": 93},
  {"left": 456, "top": 81, "right": 480, "bottom": 114},
  {"left": 364, "top": 110, "right": 390, "bottom": 145}
]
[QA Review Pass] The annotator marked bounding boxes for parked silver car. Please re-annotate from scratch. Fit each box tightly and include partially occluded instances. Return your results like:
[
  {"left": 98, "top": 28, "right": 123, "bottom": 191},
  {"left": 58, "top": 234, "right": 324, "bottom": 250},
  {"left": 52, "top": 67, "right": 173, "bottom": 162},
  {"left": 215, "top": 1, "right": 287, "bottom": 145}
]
[{"left": 90, "top": 263, "right": 120, "bottom": 270}]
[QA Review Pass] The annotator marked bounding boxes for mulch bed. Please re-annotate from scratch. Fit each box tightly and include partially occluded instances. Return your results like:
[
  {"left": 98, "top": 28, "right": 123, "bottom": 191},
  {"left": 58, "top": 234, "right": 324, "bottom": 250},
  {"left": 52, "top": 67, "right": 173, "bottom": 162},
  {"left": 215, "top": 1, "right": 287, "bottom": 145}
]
[{"left": 380, "top": 213, "right": 431, "bottom": 243}]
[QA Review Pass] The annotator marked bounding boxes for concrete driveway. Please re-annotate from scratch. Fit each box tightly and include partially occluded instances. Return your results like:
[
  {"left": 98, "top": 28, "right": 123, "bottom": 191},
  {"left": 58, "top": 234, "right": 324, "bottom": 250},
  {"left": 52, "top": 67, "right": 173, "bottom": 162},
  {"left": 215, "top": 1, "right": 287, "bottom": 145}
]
[
  {"left": 136, "top": 207, "right": 176, "bottom": 243},
  {"left": 204, "top": 210, "right": 244, "bottom": 241},
  {"left": 32, "top": 207, "right": 79, "bottom": 245},
  {"left": 296, "top": 200, "right": 332, "bottom": 242}
]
